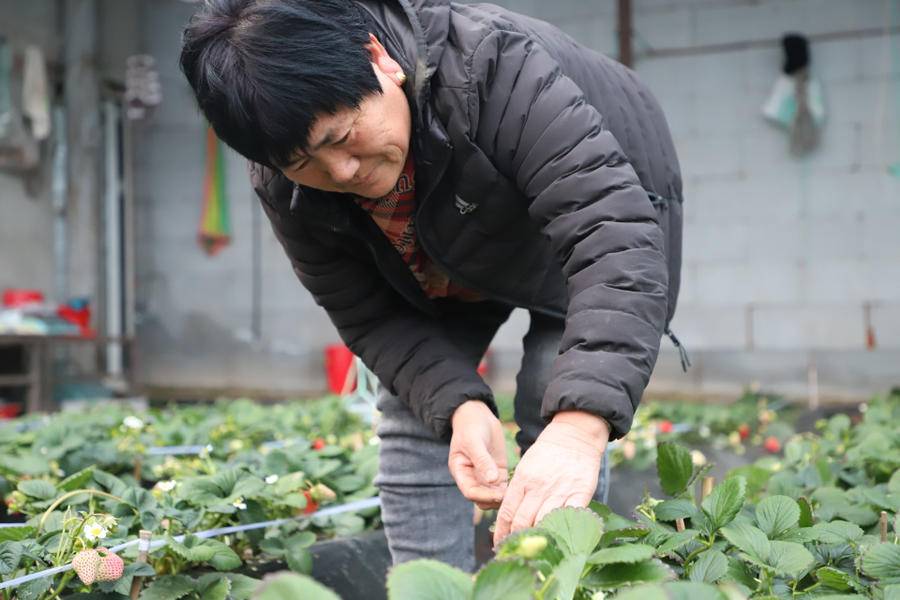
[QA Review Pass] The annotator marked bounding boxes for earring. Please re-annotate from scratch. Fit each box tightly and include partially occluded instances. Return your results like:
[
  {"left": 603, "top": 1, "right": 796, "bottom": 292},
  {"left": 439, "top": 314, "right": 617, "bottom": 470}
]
[{"left": 397, "top": 71, "right": 407, "bottom": 85}]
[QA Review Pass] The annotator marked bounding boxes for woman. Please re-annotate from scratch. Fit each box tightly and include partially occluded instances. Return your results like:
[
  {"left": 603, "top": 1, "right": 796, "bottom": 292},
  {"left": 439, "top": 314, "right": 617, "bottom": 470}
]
[{"left": 180, "top": 0, "right": 684, "bottom": 571}]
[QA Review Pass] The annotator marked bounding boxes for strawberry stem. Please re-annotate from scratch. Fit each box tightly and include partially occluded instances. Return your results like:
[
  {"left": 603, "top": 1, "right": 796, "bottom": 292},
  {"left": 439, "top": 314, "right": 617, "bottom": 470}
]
[
  {"left": 43, "top": 569, "right": 75, "bottom": 600},
  {"left": 38, "top": 490, "right": 134, "bottom": 533}
]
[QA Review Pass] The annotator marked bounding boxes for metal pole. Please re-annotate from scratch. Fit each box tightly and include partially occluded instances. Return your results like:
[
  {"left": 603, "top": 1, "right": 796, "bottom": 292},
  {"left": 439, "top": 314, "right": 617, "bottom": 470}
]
[
  {"left": 618, "top": 0, "right": 633, "bottom": 68},
  {"left": 51, "top": 107, "right": 68, "bottom": 302},
  {"left": 104, "top": 100, "right": 123, "bottom": 379},
  {"left": 251, "top": 194, "right": 262, "bottom": 341}
]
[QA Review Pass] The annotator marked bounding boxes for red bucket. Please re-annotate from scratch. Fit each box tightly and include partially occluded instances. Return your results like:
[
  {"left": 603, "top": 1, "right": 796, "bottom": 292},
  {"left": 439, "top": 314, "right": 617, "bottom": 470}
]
[
  {"left": 0, "top": 403, "right": 22, "bottom": 420},
  {"left": 324, "top": 344, "right": 356, "bottom": 394},
  {"left": 2, "top": 289, "right": 44, "bottom": 308}
]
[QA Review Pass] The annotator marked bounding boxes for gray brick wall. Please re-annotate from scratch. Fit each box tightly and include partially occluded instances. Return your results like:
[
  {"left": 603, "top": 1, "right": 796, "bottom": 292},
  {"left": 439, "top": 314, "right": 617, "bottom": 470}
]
[{"left": 124, "top": 0, "right": 900, "bottom": 399}]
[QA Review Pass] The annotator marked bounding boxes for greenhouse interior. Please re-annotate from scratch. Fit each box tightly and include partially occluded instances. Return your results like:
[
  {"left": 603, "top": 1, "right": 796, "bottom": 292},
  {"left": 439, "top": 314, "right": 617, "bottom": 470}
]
[{"left": 0, "top": 0, "right": 898, "bottom": 598}]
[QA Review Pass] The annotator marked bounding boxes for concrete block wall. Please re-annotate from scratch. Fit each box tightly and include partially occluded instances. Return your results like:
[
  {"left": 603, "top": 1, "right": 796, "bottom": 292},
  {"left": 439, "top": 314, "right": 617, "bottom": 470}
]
[
  {"left": 628, "top": 0, "right": 900, "bottom": 397},
  {"left": 125, "top": 0, "right": 899, "bottom": 399},
  {"left": 0, "top": 0, "right": 59, "bottom": 297}
]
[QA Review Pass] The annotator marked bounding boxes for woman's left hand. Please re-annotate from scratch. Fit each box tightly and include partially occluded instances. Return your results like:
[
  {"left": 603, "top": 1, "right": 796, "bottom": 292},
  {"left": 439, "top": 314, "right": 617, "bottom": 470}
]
[{"left": 493, "top": 411, "right": 610, "bottom": 548}]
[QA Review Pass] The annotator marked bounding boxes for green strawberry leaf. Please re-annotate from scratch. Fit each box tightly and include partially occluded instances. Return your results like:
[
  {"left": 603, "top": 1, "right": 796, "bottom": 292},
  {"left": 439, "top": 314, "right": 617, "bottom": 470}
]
[
  {"left": 656, "top": 529, "right": 699, "bottom": 555},
  {"left": 0, "top": 524, "right": 33, "bottom": 543},
  {"left": 286, "top": 546, "right": 313, "bottom": 574},
  {"left": 701, "top": 477, "right": 746, "bottom": 532},
  {"left": 58, "top": 466, "right": 95, "bottom": 492},
  {"left": 139, "top": 574, "right": 196, "bottom": 600},
  {"left": 202, "top": 538, "right": 242, "bottom": 571},
  {"left": 387, "top": 559, "right": 474, "bottom": 600},
  {"left": 17, "top": 479, "right": 56, "bottom": 500},
  {"left": 588, "top": 543, "right": 655, "bottom": 566},
  {"left": 199, "top": 576, "right": 230, "bottom": 600},
  {"left": 224, "top": 573, "right": 261, "bottom": 600},
  {"left": 615, "top": 582, "right": 727, "bottom": 600},
  {"left": 584, "top": 559, "right": 675, "bottom": 589},
  {"left": 862, "top": 543, "right": 900, "bottom": 582},
  {"left": 259, "top": 537, "right": 286, "bottom": 557},
  {"left": 755, "top": 495, "right": 800, "bottom": 539},
  {"left": 689, "top": 550, "right": 728, "bottom": 583},
  {"left": 167, "top": 535, "right": 216, "bottom": 563},
  {"left": 816, "top": 566, "right": 853, "bottom": 591},
  {"left": 764, "top": 540, "right": 814, "bottom": 579},
  {"left": 797, "top": 497, "right": 814, "bottom": 528},
  {"left": 657, "top": 442, "right": 694, "bottom": 496},
  {"left": 549, "top": 553, "right": 587, "bottom": 600},
  {"left": 720, "top": 522, "right": 770, "bottom": 566},
  {"left": 14, "top": 576, "right": 52, "bottom": 600},
  {"left": 472, "top": 559, "right": 535, "bottom": 600},
  {"left": 254, "top": 572, "right": 340, "bottom": 600},
  {"left": 0, "top": 541, "right": 23, "bottom": 575},
  {"left": 599, "top": 527, "right": 649, "bottom": 547},
  {"left": 538, "top": 507, "right": 604, "bottom": 556},
  {"left": 811, "top": 520, "right": 864, "bottom": 545},
  {"left": 655, "top": 499, "right": 699, "bottom": 522}
]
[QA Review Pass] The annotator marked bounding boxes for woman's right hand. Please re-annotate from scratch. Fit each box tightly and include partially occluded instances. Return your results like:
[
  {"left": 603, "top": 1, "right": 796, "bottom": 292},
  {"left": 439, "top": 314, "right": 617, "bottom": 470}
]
[{"left": 447, "top": 400, "right": 508, "bottom": 509}]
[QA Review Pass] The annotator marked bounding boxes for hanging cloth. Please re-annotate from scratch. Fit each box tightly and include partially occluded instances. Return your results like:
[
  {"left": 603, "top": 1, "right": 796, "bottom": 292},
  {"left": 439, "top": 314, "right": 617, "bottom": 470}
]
[
  {"left": 0, "top": 36, "right": 13, "bottom": 139},
  {"left": 762, "top": 33, "right": 826, "bottom": 156},
  {"left": 22, "top": 45, "right": 50, "bottom": 140},
  {"left": 197, "top": 126, "right": 232, "bottom": 255},
  {"left": 0, "top": 37, "right": 39, "bottom": 172}
]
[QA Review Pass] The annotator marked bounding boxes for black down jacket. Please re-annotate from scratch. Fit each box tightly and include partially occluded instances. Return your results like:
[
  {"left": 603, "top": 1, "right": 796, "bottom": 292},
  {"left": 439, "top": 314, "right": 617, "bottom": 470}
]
[{"left": 250, "top": 0, "right": 684, "bottom": 441}]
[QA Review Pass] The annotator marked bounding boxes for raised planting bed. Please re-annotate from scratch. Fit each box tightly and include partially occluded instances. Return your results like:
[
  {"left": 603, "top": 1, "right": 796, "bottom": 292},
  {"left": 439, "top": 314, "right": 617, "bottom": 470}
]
[{"left": 282, "top": 391, "right": 900, "bottom": 599}]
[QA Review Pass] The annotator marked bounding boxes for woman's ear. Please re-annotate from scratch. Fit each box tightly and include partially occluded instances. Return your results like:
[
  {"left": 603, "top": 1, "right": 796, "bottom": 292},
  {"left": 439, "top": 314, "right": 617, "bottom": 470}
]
[{"left": 367, "top": 33, "right": 406, "bottom": 86}]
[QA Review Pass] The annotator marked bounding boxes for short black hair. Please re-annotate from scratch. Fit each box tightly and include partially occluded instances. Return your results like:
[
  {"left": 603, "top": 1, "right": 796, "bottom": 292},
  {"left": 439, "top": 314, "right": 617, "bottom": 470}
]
[{"left": 180, "top": 0, "right": 382, "bottom": 168}]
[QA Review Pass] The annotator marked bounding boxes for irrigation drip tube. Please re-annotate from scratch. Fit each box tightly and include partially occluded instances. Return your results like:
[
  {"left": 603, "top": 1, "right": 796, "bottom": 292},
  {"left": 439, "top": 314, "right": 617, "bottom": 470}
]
[{"left": 0, "top": 496, "right": 382, "bottom": 591}]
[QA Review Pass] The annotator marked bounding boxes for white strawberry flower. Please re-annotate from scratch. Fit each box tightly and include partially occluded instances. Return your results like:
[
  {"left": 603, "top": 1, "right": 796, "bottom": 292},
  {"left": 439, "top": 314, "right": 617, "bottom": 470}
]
[
  {"left": 155, "top": 480, "right": 177, "bottom": 492},
  {"left": 265, "top": 474, "right": 279, "bottom": 485},
  {"left": 123, "top": 416, "right": 144, "bottom": 430},
  {"left": 232, "top": 497, "right": 247, "bottom": 510},
  {"left": 83, "top": 521, "right": 108, "bottom": 542}
]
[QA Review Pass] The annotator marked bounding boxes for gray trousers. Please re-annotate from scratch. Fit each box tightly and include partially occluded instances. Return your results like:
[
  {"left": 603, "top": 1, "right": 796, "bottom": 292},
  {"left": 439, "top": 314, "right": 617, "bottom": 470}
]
[{"left": 373, "top": 300, "right": 610, "bottom": 571}]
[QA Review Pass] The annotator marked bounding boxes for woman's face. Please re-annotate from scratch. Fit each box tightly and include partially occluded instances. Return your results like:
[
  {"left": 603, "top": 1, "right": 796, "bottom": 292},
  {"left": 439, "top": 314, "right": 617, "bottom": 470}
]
[{"left": 280, "top": 36, "right": 412, "bottom": 199}]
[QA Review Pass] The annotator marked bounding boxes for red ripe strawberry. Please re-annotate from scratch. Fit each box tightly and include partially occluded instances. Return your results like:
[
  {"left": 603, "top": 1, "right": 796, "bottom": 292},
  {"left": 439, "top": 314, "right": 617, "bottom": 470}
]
[
  {"left": 72, "top": 549, "right": 101, "bottom": 585},
  {"left": 311, "top": 438, "right": 326, "bottom": 450},
  {"left": 738, "top": 424, "right": 751, "bottom": 440},
  {"left": 764, "top": 436, "right": 781, "bottom": 453},
  {"left": 658, "top": 420, "right": 673, "bottom": 434},
  {"left": 302, "top": 490, "right": 319, "bottom": 515},
  {"left": 96, "top": 548, "right": 124, "bottom": 582}
]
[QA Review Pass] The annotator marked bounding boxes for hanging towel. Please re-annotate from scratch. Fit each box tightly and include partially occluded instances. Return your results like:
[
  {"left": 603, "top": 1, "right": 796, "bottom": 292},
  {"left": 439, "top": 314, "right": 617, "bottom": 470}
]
[
  {"left": 22, "top": 45, "right": 50, "bottom": 140},
  {"left": 198, "top": 126, "right": 232, "bottom": 255},
  {"left": 0, "top": 36, "right": 12, "bottom": 139}
]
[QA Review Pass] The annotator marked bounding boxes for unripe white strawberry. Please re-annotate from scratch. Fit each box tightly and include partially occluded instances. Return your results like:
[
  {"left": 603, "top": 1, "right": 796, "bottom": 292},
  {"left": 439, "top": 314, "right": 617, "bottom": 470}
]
[
  {"left": 72, "top": 549, "right": 100, "bottom": 585},
  {"left": 517, "top": 535, "right": 548, "bottom": 558},
  {"left": 97, "top": 548, "right": 125, "bottom": 582},
  {"left": 309, "top": 483, "right": 336, "bottom": 503}
]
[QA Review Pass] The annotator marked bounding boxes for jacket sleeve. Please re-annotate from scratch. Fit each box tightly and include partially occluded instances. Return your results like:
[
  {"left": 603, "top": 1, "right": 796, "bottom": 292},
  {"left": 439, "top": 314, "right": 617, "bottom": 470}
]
[
  {"left": 466, "top": 32, "right": 669, "bottom": 440},
  {"left": 251, "top": 170, "right": 495, "bottom": 440}
]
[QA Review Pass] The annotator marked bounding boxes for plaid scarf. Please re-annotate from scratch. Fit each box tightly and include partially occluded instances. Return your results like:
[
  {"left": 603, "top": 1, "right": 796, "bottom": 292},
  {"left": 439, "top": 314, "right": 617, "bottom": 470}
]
[{"left": 355, "top": 155, "right": 481, "bottom": 301}]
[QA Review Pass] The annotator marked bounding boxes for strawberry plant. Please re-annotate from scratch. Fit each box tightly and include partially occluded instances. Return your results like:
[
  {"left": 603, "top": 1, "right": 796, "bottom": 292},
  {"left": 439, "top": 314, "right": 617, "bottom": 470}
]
[
  {"left": 370, "top": 393, "right": 898, "bottom": 599},
  {"left": 0, "top": 396, "right": 380, "bottom": 598}
]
